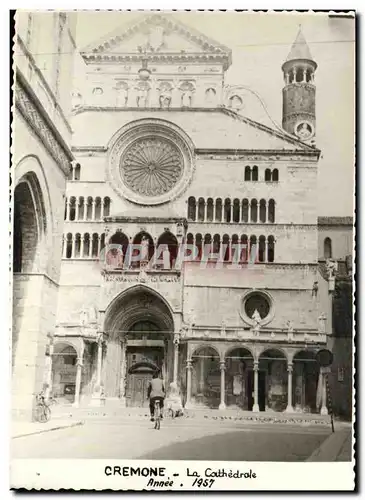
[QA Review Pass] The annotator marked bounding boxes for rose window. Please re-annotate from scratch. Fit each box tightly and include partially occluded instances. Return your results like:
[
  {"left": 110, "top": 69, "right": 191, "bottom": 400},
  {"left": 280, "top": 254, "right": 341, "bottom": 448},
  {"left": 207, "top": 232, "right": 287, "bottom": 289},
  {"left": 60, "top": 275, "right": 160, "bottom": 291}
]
[{"left": 120, "top": 138, "right": 183, "bottom": 197}]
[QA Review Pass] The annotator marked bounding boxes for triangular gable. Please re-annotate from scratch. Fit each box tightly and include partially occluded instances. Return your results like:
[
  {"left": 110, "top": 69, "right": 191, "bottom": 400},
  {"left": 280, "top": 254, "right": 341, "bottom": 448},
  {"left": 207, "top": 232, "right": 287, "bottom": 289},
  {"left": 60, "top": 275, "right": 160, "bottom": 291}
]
[
  {"left": 81, "top": 13, "right": 231, "bottom": 65},
  {"left": 220, "top": 108, "right": 319, "bottom": 151}
]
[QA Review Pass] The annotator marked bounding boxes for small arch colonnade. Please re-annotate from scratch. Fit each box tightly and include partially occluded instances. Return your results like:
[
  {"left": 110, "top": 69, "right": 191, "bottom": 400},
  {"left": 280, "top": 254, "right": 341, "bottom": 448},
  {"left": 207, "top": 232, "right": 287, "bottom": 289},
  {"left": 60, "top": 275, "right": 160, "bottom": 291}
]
[
  {"left": 185, "top": 344, "right": 328, "bottom": 415},
  {"left": 186, "top": 233, "right": 275, "bottom": 263},
  {"left": 65, "top": 196, "right": 111, "bottom": 221},
  {"left": 188, "top": 197, "right": 276, "bottom": 223}
]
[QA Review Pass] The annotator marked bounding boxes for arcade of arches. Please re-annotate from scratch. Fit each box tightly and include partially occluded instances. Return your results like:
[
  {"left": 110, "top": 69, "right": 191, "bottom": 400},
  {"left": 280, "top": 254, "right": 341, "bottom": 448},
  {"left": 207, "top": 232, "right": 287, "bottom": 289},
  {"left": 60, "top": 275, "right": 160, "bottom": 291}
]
[{"left": 45, "top": 287, "right": 328, "bottom": 415}]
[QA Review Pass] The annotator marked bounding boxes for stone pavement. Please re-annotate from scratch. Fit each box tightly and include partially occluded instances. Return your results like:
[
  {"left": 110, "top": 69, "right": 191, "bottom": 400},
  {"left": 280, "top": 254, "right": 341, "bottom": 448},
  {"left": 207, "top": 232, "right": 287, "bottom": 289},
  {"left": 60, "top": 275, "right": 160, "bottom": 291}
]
[
  {"left": 306, "top": 428, "right": 352, "bottom": 462},
  {"left": 12, "top": 420, "right": 84, "bottom": 439}
]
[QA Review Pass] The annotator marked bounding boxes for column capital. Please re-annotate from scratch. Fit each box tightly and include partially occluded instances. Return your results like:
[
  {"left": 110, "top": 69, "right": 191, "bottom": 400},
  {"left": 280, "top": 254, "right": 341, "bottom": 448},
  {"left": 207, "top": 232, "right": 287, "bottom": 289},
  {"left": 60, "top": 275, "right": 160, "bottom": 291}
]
[
  {"left": 186, "top": 359, "right": 192, "bottom": 369},
  {"left": 76, "top": 358, "right": 83, "bottom": 367},
  {"left": 219, "top": 360, "right": 226, "bottom": 370},
  {"left": 253, "top": 361, "right": 259, "bottom": 370},
  {"left": 173, "top": 332, "right": 180, "bottom": 346},
  {"left": 287, "top": 363, "right": 293, "bottom": 373}
]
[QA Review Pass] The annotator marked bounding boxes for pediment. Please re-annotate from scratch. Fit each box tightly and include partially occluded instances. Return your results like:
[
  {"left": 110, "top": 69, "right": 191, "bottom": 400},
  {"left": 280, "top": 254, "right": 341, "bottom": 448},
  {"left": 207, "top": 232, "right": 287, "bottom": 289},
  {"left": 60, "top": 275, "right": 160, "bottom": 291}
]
[{"left": 81, "top": 14, "right": 231, "bottom": 65}]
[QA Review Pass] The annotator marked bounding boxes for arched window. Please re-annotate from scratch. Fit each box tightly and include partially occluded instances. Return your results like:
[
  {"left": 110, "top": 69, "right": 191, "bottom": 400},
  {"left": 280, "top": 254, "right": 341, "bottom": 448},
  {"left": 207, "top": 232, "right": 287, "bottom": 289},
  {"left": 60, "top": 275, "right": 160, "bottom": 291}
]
[
  {"left": 78, "top": 196, "right": 85, "bottom": 220},
  {"left": 83, "top": 233, "right": 90, "bottom": 258},
  {"left": 66, "top": 233, "right": 72, "bottom": 259},
  {"left": 268, "top": 199, "right": 275, "bottom": 223},
  {"left": 188, "top": 197, "right": 196, "bottom": 221},
  {"left": 259, "top": 199, "right": 267, "bottom": 223},
  {"left": 69, "top": 197, "right": 76, "bottom": 221},
  {"left": 258, "top": 235, "right": 266, "bottom": 262},
  {"left": 95, "top": 197, "right": 102, "bottom": 220},
  {"left": 203, "top": 234, "right": 212, "bottom": 260},
  {"left": 224, "top": 198, "right": 231, "bottom": 223},
  {"left": 195, "top": 233, "right": 203, "bottom": 260},
  {"left": 240, "top": 234, "right": 248, "bottom": 262},
  {"left": 222, "top": 234, "right": 230, "bottom": 262},
  {"left": 206, "top": 198, "right": 214, "bottom": 222},
  {"left": 268, "top": 235, "right": 275, "bottom": 262},
  {"left": 242, "top": 199, "right": 249, "bottom": 223},
  {"left": 86, "top": 197, "right": 93, "bottom": 220},
  {"left": 265, "top": 169, "right": 271, "bottom": 182},
  {"left": 249, "top": 235, "right": 257, "bottom": 262},
  {"left": 157, "top": 231, "right": 179, "bottom": 268},
  {"left": 100, "top": 233, "right": 106, "bottom": 254},
  {"left": 252, "top": 166, "right": 258, "bottom": 181},
  {"left": 103, "top": 197, "right": 111, "bottom": 217},
  {"left": 324, "top": 237, "right": 332, "bottom": 259},
  {"left": 272, "top": 169, "right": 279, "bottom": 182},
  {"left": 244, "top": 166, "right": 251, "bottom": 181},
  {"left": 74, "top": 233, "right": 81, "bottom": 258},
  {"left": 296, "top": 68, "right": 304, "bottom": 83},
  {"left": 233, "top": 199, "right": 240, "bottom": 223},
  {"left": 92, "top": 233, "right": 99, "bottom": 257},
  {"left": 109, "top": 232, "right": 129, "bottom": 265},
  {"left": 231, "top": 234, "right": 239, "bottom": 261},
  {"left": 250, "top": 199, "right": 258, "bottom": 223},
  {"left": 212, "top": 234, "right": 221, "bottom": 259},
  {"left": 198, "top": 198, "right": 205, "bottom": 221},
  {"left": 215, "top": 198, "right": 222, "bottom": 222},
  {"left": 74, "top": 163, "right": 81, "bottom": 181}
]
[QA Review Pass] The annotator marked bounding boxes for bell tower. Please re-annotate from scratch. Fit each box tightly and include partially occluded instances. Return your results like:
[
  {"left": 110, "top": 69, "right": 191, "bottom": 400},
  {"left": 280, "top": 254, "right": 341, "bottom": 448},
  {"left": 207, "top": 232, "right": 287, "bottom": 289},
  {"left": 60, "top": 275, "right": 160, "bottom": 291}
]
[{"left": 282, "top": 27, "right": 317, "bottom": 143}]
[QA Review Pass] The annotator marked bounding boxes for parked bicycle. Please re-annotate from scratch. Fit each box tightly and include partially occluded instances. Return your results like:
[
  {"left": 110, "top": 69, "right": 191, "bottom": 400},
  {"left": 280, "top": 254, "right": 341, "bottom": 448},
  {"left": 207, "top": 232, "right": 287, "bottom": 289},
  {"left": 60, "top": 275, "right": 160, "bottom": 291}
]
[{"left": 34, "top": 391, "right": 56, "bottom": 423}]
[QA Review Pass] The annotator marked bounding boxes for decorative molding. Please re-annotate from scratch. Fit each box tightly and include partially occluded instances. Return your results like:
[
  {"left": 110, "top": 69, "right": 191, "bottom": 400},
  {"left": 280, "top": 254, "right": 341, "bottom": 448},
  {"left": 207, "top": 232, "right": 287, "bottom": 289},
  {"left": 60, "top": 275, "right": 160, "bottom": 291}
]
[
  {"left": 103, "top": 272, "right": 181, "bottom": 283},
  {"left": 196, "top": 150, "right": 319, "bottom": 161},
  {"left": 15, "top": 72, "right": 73, "bottom": 175}
]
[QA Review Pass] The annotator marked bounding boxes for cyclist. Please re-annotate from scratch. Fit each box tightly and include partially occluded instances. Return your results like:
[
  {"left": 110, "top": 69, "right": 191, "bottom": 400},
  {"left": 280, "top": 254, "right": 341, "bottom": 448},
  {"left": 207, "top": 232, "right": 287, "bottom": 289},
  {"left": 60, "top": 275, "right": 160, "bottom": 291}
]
[{"left": 147, "top": 371, "right": 165, "bottom": 422}]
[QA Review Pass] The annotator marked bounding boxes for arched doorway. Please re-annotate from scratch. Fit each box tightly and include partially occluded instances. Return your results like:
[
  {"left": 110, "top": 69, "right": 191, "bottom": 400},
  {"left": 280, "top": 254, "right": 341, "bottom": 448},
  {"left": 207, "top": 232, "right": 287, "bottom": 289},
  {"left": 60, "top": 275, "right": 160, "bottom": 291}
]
[
  {"left": 258, "top": 349, "right": 288, "bottom": 412},
  {"left": 103, "top": 286, "right": 174, "bottom": 407},
  {"left": 191, "top": 346, "right": 220, "bottom": 409},
  {"left": 225, "top": 347, "right": 254, "bottom": 410},
  {"left": 51, "top": 343, "right": 78, "bottom": 404},
  {"left": 293, "top": 350, "right": 320, "bottom": 413}
]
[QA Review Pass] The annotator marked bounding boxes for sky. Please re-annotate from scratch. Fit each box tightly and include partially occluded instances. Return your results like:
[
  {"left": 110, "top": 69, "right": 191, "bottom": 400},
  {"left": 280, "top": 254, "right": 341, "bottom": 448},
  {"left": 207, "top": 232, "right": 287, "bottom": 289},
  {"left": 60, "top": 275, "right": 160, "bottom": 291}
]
[{"left": 74, "top": 11, "right": 355, "bottom": 217}]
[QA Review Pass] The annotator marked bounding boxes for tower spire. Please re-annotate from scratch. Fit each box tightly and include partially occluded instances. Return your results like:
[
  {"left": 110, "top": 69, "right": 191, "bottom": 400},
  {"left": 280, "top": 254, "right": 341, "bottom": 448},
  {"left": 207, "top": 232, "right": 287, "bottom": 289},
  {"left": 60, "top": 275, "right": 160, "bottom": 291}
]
[{"left": 281, "top": 27, "right": 317, "bottom": 143}]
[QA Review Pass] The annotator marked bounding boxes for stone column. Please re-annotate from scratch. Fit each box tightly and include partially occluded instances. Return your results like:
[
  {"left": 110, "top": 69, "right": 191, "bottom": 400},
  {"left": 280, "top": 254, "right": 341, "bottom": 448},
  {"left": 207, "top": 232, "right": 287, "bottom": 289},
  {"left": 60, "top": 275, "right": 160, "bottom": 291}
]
[
  {"left": 230, "top": 203, "right": 234, "bottom": 223},
  {"left": 97, "top": 235, "right": 101, "bottom": 256},
  {"left": 285, "top": 363, "right": 294, "bottom": 413},
  {"left": 219, "top": 360, "right": 226, "bottom": 410},
  {"left": 204, "top": 200, "right": 207, "bottom": 222},
  {"left": 62, "top": 235, "right": 67, "bottom": 258},
  {"left": 320, "top": 369, "right": 328, "bottom": 415},
  {"left": 195, "top": 203, "right": 198, "bottom": 222},
  {"left": 73, "top": 341, "right": 85, "bottom": 407},
  {"left": 100, "top": 199, "right": 105, "bottom": 220},
  {"left": 185, "top": 359, "right": 193, "bottom": 409},
  {"left": 44, "top": 335, "right": 54, "bottom": 400},
  {"left": 293, "top": 67, "right": 297, "bottom": 83},
  {"left": 83, "top": 201, "right": 88, "bottom": 221},
  {"left": 80, "top": 235, "right": 85, "bottom": 258},
  {"left": 173, "top": 333, "right": 180, "bottom": 384},
  {"left": 213, "top": 200, "right": 217, "bottom": 222},
  {"left": 252, "top": 361, "right": 260, "bottom": 412},
  {"left": 199, "top": 357, "right": 205, "bottom": 393},
  {"left": 91, "top": 200, "right": 96, "bottom": 221},
  {"left": 71, "top": 235, "right": 76, "bottom": 259},
  {"left": 119, "top": 337, "right": 128, "bottom": 407},
  {"left": 303, "top": 69, "right": 307, "bottom": 83},
  {"left": 240, "top": 202, "right": 244, "bottom": 223},
  {"left": 88, "top": 237, "right": 93, "bottom": 258},
  {"left": 75, "top": 197, "right": 80, "bottom": 220},
  {"left": 65, "top": 200, "right": 70, "bottom": 221},
  {"left": 91, "top": 336, "right": 104, "bottom": 406},
  {"left": 248, "top": 202, "right": 251, "bottom": 223}
]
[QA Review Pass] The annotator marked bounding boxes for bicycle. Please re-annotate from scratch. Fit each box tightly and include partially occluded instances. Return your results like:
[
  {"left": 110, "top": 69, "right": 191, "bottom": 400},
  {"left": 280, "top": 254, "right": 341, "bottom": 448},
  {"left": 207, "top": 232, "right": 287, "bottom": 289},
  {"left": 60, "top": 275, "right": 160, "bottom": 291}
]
[
  {"left": 34, "top": 392, "right": 51, "bottom": 423},
  {"left": 154, "top": 400, "right": 162, "bottom": 430}
]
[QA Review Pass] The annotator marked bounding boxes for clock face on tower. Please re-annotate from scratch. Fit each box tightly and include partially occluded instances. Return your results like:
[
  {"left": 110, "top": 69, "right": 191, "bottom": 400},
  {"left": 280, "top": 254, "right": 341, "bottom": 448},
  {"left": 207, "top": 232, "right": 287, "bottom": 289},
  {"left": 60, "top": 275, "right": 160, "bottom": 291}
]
[{"left": 295, "top": 121, "right": 314, "bottom": 141}]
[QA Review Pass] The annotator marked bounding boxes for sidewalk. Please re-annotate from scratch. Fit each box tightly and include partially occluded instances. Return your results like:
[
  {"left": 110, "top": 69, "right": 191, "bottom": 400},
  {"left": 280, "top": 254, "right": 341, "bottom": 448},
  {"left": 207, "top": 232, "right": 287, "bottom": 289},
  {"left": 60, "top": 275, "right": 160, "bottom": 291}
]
[
  {"left": 12, "top": 419, "right": 84, "bottom": 439},
  {"left": 306, "top": 428, "right": 352, "bottom": 461}
]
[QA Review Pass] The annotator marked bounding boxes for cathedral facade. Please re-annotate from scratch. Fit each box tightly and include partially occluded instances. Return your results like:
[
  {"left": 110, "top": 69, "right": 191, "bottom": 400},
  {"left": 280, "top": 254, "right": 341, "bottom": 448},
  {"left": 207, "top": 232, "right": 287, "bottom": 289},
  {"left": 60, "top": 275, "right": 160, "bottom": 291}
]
[{"left": 14, "top": 13, "right": 351, "bottom": 419}]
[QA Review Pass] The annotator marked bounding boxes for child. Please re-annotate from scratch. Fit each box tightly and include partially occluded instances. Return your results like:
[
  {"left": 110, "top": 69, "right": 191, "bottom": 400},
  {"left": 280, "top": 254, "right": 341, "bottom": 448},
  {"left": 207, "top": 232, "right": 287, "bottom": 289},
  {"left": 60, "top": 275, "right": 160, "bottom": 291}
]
[{"left": 165, "top": 382, "right": 184, "bottom": 418}]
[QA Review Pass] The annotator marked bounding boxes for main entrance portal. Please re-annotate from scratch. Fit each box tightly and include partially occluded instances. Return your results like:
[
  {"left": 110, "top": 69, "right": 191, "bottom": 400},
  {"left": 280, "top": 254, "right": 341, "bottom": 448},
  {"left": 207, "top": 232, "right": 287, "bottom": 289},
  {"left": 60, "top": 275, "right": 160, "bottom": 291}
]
[{"left": 103, "top": 287, "right": 175, "bottom": 405}]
